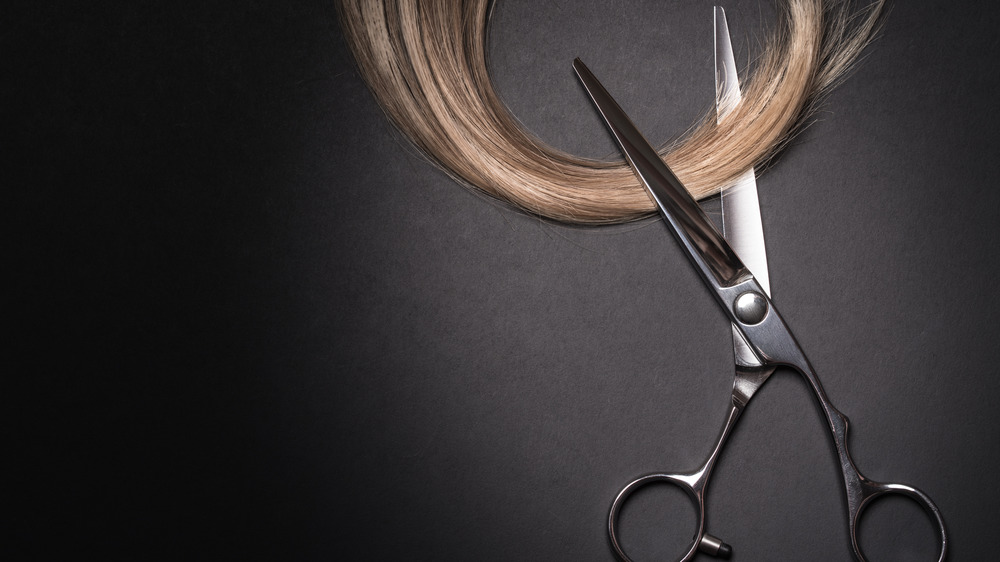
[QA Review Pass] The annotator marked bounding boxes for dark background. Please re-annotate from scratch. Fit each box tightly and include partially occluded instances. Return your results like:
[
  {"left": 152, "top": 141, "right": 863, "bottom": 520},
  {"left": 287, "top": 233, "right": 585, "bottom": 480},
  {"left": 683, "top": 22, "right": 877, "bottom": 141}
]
[{"left": 11, "top": 1, "right": 1000, "bottom": 560}]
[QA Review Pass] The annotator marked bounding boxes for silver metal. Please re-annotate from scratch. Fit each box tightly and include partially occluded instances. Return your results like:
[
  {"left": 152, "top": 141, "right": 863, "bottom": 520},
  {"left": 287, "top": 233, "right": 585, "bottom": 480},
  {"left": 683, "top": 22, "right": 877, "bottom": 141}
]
[
  {"left": 716, "top": 3, "right": 773, "bottom": 375},
  {"left": 714, "top": 7, "right": 777, "bottom": 416},
  {"left": 716, "top": 8, "right": 771, "bottom": 297},
  {"left": 575, "top": 10, "right": 947, "bottom": 561},
  {"left": 697, "top": 533, "right": 731, "bottom": 559},
  {"left": 733, "top": 291, "right": 768, "bottom": 325},
  {"left": 608, "top": 405, "right": 741, "bottom": 562},
  {"left": 573, "top": 71, "right": 747, "bottom": 290}
]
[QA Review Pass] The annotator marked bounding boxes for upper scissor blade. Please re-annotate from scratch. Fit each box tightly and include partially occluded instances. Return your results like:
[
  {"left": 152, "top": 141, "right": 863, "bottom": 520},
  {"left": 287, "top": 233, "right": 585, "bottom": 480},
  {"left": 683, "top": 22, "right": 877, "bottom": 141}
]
[
  {"left": 715, "top": 7, "right": 771, "bottom": 296},
  {"left": 573, "top": 58, "right": 749, "bottom": 291}
]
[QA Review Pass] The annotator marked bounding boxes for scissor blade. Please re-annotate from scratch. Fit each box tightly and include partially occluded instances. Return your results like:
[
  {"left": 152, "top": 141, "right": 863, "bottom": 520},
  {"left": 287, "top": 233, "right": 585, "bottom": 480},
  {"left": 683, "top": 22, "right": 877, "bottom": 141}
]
[
  {"left": 714, "top": 7, "right": 742, "bottom": 121},
  {"left": 715, "top": 6, "right": 771, "bottom": 297},
  {"left": 715, "top": 7, "right": 773, "bottom": 375},
  {"left": 573, "top": 58, "right": 749, "bottom": 290}
]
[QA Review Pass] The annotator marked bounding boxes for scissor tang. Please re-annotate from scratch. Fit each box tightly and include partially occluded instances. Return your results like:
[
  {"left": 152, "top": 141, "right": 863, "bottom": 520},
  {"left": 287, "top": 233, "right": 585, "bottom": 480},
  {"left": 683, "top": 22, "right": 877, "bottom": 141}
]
[{"left": 573, "top": 57, "right": 947, "bottom": 561}]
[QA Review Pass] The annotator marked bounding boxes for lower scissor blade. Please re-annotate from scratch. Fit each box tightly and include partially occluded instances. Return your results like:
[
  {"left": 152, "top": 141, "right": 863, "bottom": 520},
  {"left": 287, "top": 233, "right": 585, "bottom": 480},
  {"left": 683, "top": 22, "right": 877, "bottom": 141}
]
[
  {"left": 715, "top": 6, "right": 771, "bottom": 297},
  {"left": 721, "top": 171, "right": 770, "bottom": 296},
  {"left": 716, "top": 7, "right": 771, "bottom": 376}
]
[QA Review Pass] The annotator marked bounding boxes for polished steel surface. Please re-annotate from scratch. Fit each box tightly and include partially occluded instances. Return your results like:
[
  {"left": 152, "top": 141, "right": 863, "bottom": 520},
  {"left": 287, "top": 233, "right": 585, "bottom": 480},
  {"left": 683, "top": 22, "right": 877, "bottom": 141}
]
[
  {"left": 732, "top": 291, "right": 768, "bottom": 325},
  {"left": 716, "top": 8, "right": 771, "bottom": 297},
  {"left": 714, "top": 7, "right": 777, "bottom": 412},
  {"left": 575, "top": 8, "right": 947, "bottom": 561},
  {"left": 572, "top": 61, "right": 748, "bottom": 290},
  {"left": 715, "top": 6, "right": 774, "bottom": 376}
]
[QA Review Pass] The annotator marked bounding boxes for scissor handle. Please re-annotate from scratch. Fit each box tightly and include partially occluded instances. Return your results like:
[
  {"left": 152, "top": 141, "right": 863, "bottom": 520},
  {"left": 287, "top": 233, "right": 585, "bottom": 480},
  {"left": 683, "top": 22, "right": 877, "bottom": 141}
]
[
  {"left": 780, "top": 358, "right": 948, "bottom": 561},
  {"left": 781, "top": 358, "right": 948, "bottom": 561},
  {"left": 724, "top": 283, "right": 948, "bottom": 560},
  {"left": 850, "top": 479, "right": 948, "bottom": 561},
  {"left": 608, "top": 472, "right": 714, "bottom": 562},
  {"left": 609, "top": 405, "right": 742, "bottom": 561}
]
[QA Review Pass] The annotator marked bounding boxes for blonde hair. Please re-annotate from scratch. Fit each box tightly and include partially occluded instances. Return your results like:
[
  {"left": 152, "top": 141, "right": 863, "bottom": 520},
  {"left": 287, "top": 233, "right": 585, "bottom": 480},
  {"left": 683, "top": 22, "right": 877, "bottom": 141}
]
[{"left": 338, "top": 0, "right": 886, "bottom": 224}]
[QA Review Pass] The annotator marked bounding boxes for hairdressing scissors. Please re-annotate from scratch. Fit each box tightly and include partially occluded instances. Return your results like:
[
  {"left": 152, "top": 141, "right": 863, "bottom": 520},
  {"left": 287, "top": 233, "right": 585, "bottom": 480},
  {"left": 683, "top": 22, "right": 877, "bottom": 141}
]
[{"left": 573, "top": 8, "right": 947, "bottom": 561}]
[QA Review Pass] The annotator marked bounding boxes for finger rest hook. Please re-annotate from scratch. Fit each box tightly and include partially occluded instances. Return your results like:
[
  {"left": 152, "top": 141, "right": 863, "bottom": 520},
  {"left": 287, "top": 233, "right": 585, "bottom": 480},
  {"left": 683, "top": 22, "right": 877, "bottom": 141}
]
[{"left": 699, "top": 533, "right": 733, "bottom": 559}]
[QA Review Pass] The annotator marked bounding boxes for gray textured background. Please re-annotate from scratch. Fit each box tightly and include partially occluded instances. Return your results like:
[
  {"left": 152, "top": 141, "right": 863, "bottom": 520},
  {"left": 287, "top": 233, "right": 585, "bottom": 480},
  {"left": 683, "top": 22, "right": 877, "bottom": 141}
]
[{"left": 13, "top": 1, "right": 1000, "bottom": 560}]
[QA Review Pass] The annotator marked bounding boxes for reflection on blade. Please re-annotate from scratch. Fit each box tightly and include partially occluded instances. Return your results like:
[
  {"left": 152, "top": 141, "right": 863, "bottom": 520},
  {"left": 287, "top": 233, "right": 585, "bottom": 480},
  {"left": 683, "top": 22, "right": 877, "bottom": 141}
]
[
  {"left": 716, "top": 7, "right": 772, "bottom": 371},
  {"left": 714, "top": 7, "right": 741, "bottom": 122},
  {"left": 573, "top": 58, "right": 749, "bottom": 288},
  {"left": 715, "top": 7, "right": 770, "bottom": 297}
]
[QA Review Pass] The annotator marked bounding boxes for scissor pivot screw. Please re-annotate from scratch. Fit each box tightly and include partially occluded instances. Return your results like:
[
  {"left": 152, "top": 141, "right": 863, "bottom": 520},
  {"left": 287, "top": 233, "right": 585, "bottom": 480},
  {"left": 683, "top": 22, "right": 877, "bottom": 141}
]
[{"left": 734, "top": 291, "right": 768, "bottom": 324}]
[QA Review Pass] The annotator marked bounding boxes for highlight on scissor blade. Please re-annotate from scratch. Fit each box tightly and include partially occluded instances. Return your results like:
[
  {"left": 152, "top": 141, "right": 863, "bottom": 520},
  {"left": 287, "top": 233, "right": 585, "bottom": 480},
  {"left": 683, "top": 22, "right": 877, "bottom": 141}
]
[
  {"left": 572, "top": 58, "right": 749, "bottom": 291},
  {"left": 714, "top": 6, "right": 742, "bottom": 118},
  {"left": 714, "top": 7, "right": 772, "bottom": 296}
]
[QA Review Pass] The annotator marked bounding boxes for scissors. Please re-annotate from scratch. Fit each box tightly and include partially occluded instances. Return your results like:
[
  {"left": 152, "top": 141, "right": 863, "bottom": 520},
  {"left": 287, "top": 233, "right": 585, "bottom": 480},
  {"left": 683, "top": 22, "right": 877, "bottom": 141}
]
[{"left": 573, "top": 7, "right": 947, "bottom": 561}]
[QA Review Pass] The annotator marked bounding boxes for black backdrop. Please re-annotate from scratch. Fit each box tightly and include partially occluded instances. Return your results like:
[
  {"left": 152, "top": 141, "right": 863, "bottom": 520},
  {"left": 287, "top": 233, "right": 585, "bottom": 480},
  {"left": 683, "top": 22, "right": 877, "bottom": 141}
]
[{"left": 12, "top": 1, "right": 1000, "bottom": 560}]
